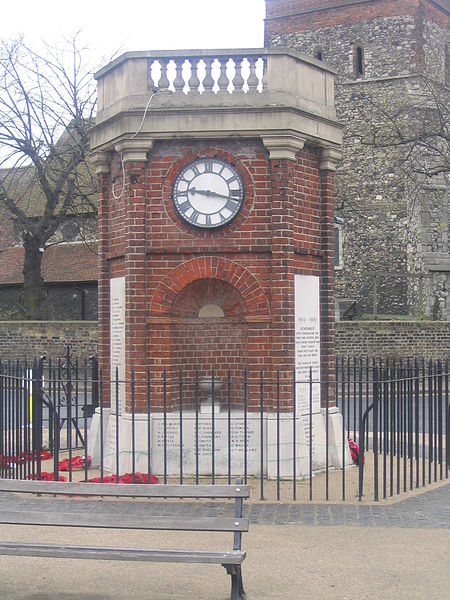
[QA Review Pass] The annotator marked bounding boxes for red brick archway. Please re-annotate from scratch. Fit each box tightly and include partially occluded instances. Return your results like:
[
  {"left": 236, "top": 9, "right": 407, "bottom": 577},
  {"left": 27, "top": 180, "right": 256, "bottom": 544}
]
[
  {"left": 148, "top": 258, "right": 271, "bottom": 410},
  {"left": 150, "top": 257, "right": 270, "bottom": 317}
]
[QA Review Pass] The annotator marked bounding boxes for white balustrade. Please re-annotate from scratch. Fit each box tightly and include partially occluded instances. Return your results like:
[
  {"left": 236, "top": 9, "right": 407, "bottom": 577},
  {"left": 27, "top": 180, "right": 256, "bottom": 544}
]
[{"left": 148, "top": 53, "right": 266, "bottom": 94}]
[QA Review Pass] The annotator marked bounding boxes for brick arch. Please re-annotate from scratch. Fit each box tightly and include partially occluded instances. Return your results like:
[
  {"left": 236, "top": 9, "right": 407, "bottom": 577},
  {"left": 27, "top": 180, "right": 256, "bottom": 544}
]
[{"left": 150, "top": 257, "right": 270, "bottom": 316}]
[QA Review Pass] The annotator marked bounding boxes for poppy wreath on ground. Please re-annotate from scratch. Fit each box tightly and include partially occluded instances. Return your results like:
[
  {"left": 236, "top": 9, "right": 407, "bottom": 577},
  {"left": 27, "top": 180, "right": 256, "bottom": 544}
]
[
  {"left": 348, "top": 438, "right": 365, "bottom": 465},
  {"left": 88, "top": 472, "right": 159, "bottom": 484},
  {"left": 0, "top": 450, "right": 52, "bottom": 467},
  {"left": 26, "top": 472, "right": 67, "bottom": 481},
  {"left": 58, "top": 455, "right": 92, "bottom": 471}
]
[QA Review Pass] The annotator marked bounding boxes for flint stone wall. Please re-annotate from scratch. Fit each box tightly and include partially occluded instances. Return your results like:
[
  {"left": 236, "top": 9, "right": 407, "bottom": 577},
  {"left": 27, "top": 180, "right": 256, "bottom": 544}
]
[{"left": 267, "top": 10, "right": 450, "bottom": 319}]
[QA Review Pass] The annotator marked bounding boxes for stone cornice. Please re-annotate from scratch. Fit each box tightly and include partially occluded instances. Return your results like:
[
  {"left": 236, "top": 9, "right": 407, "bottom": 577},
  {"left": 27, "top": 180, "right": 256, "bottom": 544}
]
[
  {"left": 91, "top": 151, "right": 111, "bottom": 175},
  {"left": 262, "top": 134, "right": 305, "bottom": 160},
  {"left": 114, "top": 138, "right": 154, "bottom": 163},
  {"left": 90, "top": 105, "right": 343, "bottom": 155},
  {"left": 319, "top": 146, "right": 342, "bottom": 171}
]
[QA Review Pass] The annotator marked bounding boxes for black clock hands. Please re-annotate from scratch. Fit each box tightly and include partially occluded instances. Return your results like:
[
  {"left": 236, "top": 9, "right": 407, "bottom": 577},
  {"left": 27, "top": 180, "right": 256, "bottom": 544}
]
[
  {"left": 189, "top": 187, "right": 231, "bottom": 201},
  {"left": 173, "top": 158, "right": 243, "bottom": 228}
]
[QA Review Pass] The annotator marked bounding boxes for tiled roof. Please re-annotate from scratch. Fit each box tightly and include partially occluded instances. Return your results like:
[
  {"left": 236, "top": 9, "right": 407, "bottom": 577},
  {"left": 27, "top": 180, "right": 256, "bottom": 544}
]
[{"left": 0, "top": 243, "right": 98, "bottom": 285}]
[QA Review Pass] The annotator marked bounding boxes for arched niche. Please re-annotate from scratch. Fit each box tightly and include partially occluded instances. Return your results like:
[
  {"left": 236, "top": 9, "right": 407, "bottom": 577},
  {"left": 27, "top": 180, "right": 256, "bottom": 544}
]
[{"left": 170, "top": 278, "right": 248, "bottom": 409}]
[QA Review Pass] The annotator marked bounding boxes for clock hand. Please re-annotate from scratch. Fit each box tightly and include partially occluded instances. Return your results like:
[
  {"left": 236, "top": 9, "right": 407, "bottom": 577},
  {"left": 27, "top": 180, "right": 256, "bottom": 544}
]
[{"left": 189, "top": 187, "right": 231, "bottom": 201}]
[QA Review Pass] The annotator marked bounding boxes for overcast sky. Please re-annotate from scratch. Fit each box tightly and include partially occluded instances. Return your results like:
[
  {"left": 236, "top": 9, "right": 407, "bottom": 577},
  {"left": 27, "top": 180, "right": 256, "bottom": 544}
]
[{"left": 2, "top": 0, "right": 266, "bottom": 67}]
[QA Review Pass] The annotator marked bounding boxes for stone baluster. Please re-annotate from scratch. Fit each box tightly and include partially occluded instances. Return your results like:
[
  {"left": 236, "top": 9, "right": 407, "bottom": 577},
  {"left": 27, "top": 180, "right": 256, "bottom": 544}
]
[
  {"left": 217, "top": 58, "right": 229, "bottom": 93},
  {"left": 158, "top": 59, "right": 170, "bottom": 91},
  {"left": 173, "top": 59, "right": 185, "bottom": 93},
  {"left": 189, "top": 58, "right": 201, "bottom": 94},
  {"left": 233, "top": 57, "right": 245, "bottom": 93},
  {"left": 202, "top": 57, "right": 215, "bottom": 93},
  {"left": 148, "top": 59, "right": 157, "bottom": 89},
  {"left": 247, "top": 58, "right": 259, "bottom": 92},
  {"left": 261, "top": 58, "right": 267, "bottom": 92}
]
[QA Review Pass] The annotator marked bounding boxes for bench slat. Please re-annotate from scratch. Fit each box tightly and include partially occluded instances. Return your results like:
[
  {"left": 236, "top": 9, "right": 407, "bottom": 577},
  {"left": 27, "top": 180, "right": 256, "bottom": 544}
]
[
  {"left": 0, "top": 542, "right": 246, "bottom": 564},
  {"left": 0, "top": 479, "right": 250, "bottom": 499},
  {"left": 0, "top": 510, "right": 249, "bottom": 532}
]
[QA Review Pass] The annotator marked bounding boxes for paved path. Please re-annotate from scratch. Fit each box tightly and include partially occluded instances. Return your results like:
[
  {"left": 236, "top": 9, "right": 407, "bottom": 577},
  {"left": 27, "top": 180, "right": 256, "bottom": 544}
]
[
  {"left": 247, "top": 483, "right": 450, "bottom": 527},
  {"left": 1, "top": 482, "right": 448, "bottom": 528},
  {"left": 0, "top": 484, "right": 448, "bottom": 599}
]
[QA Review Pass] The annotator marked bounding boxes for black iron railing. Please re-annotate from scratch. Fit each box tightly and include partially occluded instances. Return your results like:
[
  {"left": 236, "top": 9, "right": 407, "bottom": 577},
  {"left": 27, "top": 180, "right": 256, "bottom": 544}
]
[{"left": 0, "top": 353, "right": 448, "bottom": 502}]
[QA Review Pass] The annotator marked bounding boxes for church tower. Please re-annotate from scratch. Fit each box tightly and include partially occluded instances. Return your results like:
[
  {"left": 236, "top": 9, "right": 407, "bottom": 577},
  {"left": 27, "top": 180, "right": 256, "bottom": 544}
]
[{"left": 266, "top": 0, "right": 450, "bottom": 320}]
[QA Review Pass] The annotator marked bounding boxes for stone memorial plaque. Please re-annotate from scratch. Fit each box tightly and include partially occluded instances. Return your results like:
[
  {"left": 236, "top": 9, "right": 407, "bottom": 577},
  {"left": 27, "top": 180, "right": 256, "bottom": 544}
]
[
  {"left": 295, "top": 274, "right": 321, "bottom": 443},
  {"left": 151, "top": 413, "right": 263, "bottom": 476},
  {"left": 110, "top": 277, "right": 125, "bottom": 413},
  {"left": 103, "top": 414, "right": 117, "bottom": 472}
]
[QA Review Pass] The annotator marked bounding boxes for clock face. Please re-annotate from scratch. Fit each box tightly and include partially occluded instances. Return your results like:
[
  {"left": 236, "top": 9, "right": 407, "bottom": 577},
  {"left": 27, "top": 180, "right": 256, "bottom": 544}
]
[{"left": 173, "top": 158, "right": 244, "bottom": 229}]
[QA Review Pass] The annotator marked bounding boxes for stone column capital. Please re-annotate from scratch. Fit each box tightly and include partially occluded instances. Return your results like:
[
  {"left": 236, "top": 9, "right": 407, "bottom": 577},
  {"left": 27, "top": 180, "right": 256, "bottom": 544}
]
[
  {"left": 262, "top": 134, "right": 305, "bottom": 161},
  {"left": 114, "top": 138, "right": 154, "bottom": 163},
  {"left": 91, "top": 151, "right": 111, "bottom": 175},
  {"left": 319, "top": 146, "right": 342, "bottom": 171}
]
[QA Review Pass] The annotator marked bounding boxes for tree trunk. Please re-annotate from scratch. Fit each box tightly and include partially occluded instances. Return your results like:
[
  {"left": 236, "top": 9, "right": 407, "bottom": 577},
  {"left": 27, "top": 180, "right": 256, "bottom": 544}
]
[{"left": 22, "top": 236, "right": 47, "bottom": 320}]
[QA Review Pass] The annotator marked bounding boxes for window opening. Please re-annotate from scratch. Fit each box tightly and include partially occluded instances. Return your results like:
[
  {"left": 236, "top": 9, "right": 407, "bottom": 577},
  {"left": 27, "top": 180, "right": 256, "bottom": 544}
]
[
  {"left": 445, "top": 45, "right": 450, "bottom": 85},
  {"left": 354, "top": 45, "right": 364, "bottom": 78}
]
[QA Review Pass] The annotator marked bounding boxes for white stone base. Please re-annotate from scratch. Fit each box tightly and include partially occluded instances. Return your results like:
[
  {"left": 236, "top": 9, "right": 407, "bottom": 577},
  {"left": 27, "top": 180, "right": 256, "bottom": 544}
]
[
  {"left": 87, "top": 408, "right": 110, "bottom": 467},
  {"left": 88, "top": 408, "right": 351, "bottom": 478},
  {"left": 324, "top": 406, "right": 353, "bottom": 468},
  {"left": 267, "top": 411, "right": 329, "bottom": 478}
]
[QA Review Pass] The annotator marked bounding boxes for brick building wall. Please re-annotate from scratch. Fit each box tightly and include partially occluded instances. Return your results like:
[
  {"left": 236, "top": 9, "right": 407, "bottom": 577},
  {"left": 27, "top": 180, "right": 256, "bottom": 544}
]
[
  {"left": 1, "top": 320, "right": 448, "bottom": 362},
  {"left": 0, "top": 321, "right": 98, "bottom": 361},
  {"left": 265, "top": 0, "right": 450, "bottom": 319}
]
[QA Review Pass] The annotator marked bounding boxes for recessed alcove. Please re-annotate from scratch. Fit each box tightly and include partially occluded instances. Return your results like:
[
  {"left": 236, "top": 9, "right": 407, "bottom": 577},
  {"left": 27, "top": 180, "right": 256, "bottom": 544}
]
[
  {"left": 170, "top": 279, "right": 248, "bottom": 409},
  {"left": 198, "top": 304, "right": 225, "bottom": 318}
]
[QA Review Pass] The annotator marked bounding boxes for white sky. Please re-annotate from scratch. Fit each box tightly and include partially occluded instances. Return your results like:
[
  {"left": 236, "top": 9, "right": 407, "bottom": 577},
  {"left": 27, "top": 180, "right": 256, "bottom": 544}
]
[{"left": 2, "top": 0, "right": 266, "bottom": 67}]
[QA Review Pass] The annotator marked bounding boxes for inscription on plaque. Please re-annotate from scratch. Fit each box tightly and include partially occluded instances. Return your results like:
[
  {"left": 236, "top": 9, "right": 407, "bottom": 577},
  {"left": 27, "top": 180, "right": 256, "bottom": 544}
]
[
  {"left": 194, "top": 421, "right": 222, "bottom": 457},
  {"left": 110, "top": 277, "right": 125, "bottom": 413},
  {"left": 295, "top": 275, "right": 321, "bottom": 443},
  {"left": 151, "top": 414, "right": 262, "bottom": 475},
  {"left": 155, "top": 420, "right": 181, "bottom": 449}
]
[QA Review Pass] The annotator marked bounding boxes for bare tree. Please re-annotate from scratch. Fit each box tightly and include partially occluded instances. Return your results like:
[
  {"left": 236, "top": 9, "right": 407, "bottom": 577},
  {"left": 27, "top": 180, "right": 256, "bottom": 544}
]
[
  {"left": 358, "top": 75, "right": 450, "bottom": 182},
  {"left": 0, "top": 35, "right": 97, "bottom": 319}
]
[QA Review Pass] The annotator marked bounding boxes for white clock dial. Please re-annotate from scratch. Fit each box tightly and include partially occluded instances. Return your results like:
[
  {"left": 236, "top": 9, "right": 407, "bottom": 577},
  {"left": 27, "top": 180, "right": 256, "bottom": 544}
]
[{"left": 173, "top": 158, "right": 244, "bottom": 228}]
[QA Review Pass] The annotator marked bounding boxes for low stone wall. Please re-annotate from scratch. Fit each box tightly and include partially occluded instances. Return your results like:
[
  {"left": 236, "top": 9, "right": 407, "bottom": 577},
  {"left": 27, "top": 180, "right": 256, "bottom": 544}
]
[
  {"left": 0, "top": 320, "right": 448, "bottom": 361},
  {"left": 336, "top": 321, "right": 450, "bottom": 359},
  {"left": 0, "top": 321, "right": 98, "bottom": 361}
]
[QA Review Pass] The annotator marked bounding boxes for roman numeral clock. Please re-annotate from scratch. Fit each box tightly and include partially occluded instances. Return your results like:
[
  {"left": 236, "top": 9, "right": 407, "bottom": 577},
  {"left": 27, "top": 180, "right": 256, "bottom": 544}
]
[{"left": 173, "top": 158, "right": 244, "bottom": 228}]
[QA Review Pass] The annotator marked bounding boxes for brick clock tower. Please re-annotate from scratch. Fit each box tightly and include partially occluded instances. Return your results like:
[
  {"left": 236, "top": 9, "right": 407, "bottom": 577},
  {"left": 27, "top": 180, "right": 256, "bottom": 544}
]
[{"left": 90, "top": 48, "right": 349, "bottom": 477}]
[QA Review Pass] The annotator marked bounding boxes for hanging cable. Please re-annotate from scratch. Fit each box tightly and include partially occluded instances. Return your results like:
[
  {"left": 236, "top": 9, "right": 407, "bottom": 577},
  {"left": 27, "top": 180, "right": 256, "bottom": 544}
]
[{"left": 110, "top": 88, "right": 171, "bottom": 199}]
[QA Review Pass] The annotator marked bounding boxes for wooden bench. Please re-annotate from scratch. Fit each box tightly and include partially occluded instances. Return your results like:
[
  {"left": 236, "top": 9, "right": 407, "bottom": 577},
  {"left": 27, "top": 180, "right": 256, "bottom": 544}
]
[{"left": 0, "top": 477, "right": 250, "bottom": 600}]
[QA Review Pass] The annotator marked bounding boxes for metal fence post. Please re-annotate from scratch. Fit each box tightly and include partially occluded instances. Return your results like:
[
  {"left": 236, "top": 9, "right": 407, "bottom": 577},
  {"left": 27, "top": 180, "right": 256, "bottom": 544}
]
[
  {"left": 0, "top": 361, "right": 3, "bottom": 479},
  {"left": 90, "top": 356, "right": 99, "bottom": 414},
  {"left": 373, "top": 366, "right": 379, "bottom": 501},
  {"left": 31, "top": 357, "right": 44, "bottom": 480}
]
